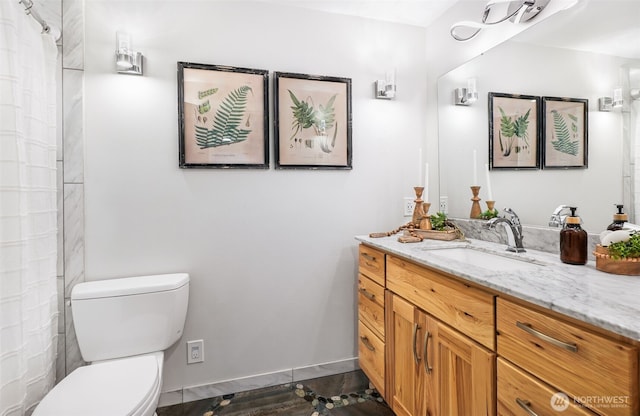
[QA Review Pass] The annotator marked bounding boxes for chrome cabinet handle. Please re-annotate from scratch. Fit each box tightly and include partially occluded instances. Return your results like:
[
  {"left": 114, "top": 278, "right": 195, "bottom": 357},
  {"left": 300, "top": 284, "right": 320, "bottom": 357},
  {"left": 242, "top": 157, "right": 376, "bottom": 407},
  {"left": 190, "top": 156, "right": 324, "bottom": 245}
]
[
  {"left": 360, "top": 336, "right": 375, "bottom": 352},
  {"left": 359, "top": 288, "right": 375, "bottom": 300},
  {"left": 361, "top": 253, "right": 376, "bottom": 262},
  {"left": 412, "top": 323, "right": 422, "bottom": 365},
  {"left": 422, "top": 330, "right": 433, "bottom": 374},
  {"left": 516, "top": 398, "right": 540, "bottom": 416},
  {"left": 516, "top": 321, "right": 578, "bottom": 353}
]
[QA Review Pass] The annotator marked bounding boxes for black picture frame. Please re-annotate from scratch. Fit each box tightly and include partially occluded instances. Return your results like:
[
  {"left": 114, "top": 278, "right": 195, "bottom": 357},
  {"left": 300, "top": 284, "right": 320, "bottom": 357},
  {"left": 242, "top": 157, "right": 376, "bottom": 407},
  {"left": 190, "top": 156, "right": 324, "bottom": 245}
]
[
  {"left": 177, "top": 62, "right": 269, "bottom": 169},
  {"left": 488, "top": 92, "right": 541, "bottom": 170},
  {"left": 541, "top": 96, "right": 588, "bottom": 169},
  {"left": 274, "top": 72, "right": 352, "bottom": 170}
]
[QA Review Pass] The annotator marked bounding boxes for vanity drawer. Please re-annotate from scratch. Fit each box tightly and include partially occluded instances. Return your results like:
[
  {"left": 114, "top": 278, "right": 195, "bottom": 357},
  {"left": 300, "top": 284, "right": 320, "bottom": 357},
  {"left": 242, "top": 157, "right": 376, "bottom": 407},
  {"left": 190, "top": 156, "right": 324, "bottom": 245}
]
[
  {"left": 358, "top": 245, "right": 385, "bottom": 286},
  {"left": 386, "top": 255, "right": 495, "bottom": 350},
  {"left": 497, "top": 298, "right": 638, "bottom": 416},
  {"left": 498, "top": 358, "right": 596, "bottom": 416},
  {"left": 358, "top": 320, "right": 385, "bottom": 397},
  {"left": 358, "top": 273, "right": 385, "bottom": 340}
]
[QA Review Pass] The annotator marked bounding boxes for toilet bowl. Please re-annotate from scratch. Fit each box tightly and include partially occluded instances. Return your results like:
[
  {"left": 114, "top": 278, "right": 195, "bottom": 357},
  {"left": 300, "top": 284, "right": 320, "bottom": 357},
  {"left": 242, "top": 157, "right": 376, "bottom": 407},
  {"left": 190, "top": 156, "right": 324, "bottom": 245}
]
[{"left": 33, "top": 273, "right": 189, "bottom": 416}]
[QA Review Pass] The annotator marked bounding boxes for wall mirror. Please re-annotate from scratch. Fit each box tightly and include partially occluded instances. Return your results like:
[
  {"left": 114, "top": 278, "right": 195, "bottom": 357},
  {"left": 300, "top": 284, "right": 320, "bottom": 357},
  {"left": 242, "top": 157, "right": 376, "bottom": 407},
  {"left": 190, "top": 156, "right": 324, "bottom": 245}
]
[{"left": 437, "top": 0, "right": 640, "bottom": 232}]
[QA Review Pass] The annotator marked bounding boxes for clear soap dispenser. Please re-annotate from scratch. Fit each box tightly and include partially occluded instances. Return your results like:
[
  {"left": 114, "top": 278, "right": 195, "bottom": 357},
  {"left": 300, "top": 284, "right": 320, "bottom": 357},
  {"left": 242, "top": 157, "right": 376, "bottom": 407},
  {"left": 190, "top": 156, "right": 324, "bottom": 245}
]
[{"left": 560, "top": 207, "right": 587, "bottom": 265}]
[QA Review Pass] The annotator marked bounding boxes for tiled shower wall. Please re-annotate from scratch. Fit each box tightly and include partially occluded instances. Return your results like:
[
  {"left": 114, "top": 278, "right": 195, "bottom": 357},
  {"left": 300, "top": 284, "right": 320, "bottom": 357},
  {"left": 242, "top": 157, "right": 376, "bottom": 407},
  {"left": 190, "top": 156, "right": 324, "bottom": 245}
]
[{"left": 39, "top": 0, "right": 86, "bottom": 383}]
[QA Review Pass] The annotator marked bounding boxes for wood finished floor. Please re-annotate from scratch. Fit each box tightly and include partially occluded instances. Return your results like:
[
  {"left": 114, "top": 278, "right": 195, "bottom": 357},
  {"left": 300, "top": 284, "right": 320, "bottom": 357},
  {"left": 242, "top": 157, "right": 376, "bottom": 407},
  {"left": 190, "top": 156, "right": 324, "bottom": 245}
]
[{"left": 156, "top": 370, "right": 395, "bottom": 416}]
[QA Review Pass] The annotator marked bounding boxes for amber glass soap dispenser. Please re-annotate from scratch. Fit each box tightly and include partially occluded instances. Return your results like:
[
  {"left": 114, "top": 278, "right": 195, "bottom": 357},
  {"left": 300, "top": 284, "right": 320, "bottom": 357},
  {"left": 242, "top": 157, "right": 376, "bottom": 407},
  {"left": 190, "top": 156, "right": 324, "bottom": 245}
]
[{"left": 560, "top": 207, "right": 587, "bottom": 265}]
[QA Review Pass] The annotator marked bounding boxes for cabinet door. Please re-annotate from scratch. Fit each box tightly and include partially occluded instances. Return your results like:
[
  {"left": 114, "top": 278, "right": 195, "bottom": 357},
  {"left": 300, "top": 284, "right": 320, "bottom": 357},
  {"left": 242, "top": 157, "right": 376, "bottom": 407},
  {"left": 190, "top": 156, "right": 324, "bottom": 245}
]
[
  {"left": 437, "top": 322, "right": 496, "bottom": 416},
  {"left": 387, "top": 293, "right": 438, "bottom": 416},
  {"left": 387, "top": 293, "right": 420, "bottom": 416}
]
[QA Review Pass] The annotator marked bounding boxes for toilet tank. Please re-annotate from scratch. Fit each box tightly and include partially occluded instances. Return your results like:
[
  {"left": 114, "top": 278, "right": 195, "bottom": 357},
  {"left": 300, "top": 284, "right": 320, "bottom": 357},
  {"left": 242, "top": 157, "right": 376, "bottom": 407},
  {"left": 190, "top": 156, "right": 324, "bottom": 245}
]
[{"left": 71, "top": 273, "right": 189, "bottom": 362}]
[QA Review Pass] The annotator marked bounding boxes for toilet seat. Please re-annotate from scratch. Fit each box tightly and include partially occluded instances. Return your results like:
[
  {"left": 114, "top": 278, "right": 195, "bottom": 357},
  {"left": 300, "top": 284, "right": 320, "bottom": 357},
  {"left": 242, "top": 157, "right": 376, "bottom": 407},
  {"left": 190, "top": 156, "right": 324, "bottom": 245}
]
[{"left": 33, "top": 353, "right": 161, "bottom": 416}]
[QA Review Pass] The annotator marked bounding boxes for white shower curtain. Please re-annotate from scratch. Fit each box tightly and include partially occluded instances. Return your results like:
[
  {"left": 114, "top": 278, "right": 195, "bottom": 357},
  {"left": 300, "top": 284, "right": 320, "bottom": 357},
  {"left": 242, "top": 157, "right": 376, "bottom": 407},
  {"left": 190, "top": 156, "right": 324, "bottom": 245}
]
[{"left": 0, "top": 2, "right": 59, "bottom": 415}]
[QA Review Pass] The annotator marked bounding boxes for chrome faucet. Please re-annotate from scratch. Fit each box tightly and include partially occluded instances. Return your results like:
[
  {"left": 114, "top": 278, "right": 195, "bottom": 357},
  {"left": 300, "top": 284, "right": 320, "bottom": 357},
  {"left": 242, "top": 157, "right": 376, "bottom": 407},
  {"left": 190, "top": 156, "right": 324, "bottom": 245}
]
[
  {"left": 484, "top": 208, "right": 526, "bottom": 253},
  {"left": 549, "top": 205, "right": 571, "bottom": 227}
]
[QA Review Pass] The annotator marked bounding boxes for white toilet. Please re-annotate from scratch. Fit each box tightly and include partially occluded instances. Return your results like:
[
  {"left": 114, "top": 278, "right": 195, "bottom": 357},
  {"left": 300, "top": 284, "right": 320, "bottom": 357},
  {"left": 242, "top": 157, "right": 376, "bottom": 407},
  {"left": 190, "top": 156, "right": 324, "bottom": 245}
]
[{"left": 33, "top": 273, "right": 189, "bottom": 416}]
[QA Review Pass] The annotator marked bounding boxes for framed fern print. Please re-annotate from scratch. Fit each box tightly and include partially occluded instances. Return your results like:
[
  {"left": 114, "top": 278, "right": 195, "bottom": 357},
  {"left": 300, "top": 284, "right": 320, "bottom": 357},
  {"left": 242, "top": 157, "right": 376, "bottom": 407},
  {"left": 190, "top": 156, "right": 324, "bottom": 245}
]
[
  {"left": 542, "top": 97, "right": 588, "bottom": 169},
  {"left": 488, "top": 92, "right": 540, "bottom": 170},
  {"left": 274, "top": 72, "right": 352, "bottom": 169},
  {"left": 178, "top": 62, "right": 269, "bottom": 168}
]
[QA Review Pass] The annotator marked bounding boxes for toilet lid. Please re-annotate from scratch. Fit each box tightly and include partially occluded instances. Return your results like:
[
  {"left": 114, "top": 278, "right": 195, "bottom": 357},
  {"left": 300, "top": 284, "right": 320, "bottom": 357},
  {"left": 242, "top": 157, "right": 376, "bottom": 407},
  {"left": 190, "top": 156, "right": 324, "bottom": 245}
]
[{"left": 34, "top": 355, "right": 159, "bottom": 416}]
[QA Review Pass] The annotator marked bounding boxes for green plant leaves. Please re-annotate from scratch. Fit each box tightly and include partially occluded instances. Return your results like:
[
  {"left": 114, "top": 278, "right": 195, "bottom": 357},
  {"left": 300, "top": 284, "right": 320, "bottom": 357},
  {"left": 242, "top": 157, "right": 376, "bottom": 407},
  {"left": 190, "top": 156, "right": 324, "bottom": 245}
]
[
  {"left": 287, "top": 90, "right": 337, "bottom": 150},
  {"left": 550, "top": 109, "right": 579, "bottom": 156},
  {"left": 498, "top": 107, "right": 530, "bottom": 157},
  {"left": 195, "top": 86, "right": 252, "bottom": 149}
]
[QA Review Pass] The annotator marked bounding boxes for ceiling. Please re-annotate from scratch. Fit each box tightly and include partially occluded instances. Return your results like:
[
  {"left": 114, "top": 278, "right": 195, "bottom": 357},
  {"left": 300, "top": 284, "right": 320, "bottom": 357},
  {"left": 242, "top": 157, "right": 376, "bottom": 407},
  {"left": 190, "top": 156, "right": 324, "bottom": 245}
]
[{"left": 258, "top": 0, "right": 460, "bottom": 27}]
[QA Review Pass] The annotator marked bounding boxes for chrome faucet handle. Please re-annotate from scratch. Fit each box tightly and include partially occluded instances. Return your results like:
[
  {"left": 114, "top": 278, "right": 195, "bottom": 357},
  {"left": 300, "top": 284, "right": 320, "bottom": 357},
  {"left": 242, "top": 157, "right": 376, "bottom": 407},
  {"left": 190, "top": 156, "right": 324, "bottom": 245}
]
[
  {"left": 502, "top": 208, "right": 522, "bottom": 233},
  {"left": 549, "top": 205, "right": 570, "bottom": 227}
]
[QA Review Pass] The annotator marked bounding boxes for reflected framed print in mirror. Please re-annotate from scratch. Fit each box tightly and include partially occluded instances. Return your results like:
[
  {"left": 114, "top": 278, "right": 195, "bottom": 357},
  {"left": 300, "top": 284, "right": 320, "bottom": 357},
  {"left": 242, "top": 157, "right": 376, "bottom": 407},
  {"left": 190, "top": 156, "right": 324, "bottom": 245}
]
[
  {"left": 488, "top": 92, "right": 540, "bottom": 170},
  {"left": 541, "top": 96, "right": 588, "bottom": 169}
]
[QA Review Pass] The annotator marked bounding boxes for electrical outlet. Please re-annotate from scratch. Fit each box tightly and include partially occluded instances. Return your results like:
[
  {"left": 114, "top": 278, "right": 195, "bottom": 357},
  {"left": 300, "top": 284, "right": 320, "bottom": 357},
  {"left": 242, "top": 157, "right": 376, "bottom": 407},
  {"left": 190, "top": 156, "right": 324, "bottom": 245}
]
[
  {"left": 403, "top": 197, "right": 415, "bottom": 216},
  {"left": 439, "top": 196, "right": 448, "bottom": 214},
  {"left": 187, "top": 339, "right": 204, "bottom": 364}
]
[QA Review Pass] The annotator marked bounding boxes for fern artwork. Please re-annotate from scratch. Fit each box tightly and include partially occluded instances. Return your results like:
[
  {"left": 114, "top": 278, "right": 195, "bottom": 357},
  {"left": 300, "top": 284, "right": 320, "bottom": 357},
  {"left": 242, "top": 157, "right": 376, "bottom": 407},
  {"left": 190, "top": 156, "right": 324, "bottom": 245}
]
[
  {"left": 178, "top": 62, "right": 269, "bottom": 168},
  {"left": 489, "top": 93, "right": 540, "bottom": 169},
  {"left": 275, "top": 72, "right": 352, "bottom": 169},
  {"left": 543, "top": 97, "right": 587, "bottom": 168},
  {"left": 287, "top": 89, "right": 338, "bottom": 154},
  {"left": 194, "top": 85, "right": 253, "bottom": 149}
]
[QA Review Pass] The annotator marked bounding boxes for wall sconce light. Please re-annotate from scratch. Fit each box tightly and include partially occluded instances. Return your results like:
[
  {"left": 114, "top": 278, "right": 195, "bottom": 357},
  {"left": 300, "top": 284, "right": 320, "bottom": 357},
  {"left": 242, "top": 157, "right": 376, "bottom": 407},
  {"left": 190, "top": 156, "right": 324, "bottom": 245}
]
[
  {"left": 116, "top": 32, "right": 143, "bottom": 75},
  {"left": 450, "top": 0, "right": 550, "bottom": 42},
  {"left": 599, "top": 87, "right": 623, "bottom": 111},
  {"left": 454, "top": 78, "right": 478, "bottom": 105},
  {"left": 375, "top": 70, "right": 396, "bottom": 99}
]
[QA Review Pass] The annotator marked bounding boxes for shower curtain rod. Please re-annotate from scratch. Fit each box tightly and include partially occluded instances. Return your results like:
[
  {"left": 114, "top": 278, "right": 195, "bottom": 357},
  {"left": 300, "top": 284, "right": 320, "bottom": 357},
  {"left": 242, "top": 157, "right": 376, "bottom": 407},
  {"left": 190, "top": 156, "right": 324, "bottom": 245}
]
[{"left": 19, "top": 0, "right": 60, "bottom": 40}]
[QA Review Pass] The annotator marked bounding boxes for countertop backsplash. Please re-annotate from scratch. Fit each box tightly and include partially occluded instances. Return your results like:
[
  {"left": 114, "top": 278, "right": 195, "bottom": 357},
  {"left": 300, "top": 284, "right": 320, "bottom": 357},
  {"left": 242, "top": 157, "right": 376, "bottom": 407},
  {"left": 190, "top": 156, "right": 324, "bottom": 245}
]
[{"left": 452, "top": 218, "right": 601, "bottom": 260}]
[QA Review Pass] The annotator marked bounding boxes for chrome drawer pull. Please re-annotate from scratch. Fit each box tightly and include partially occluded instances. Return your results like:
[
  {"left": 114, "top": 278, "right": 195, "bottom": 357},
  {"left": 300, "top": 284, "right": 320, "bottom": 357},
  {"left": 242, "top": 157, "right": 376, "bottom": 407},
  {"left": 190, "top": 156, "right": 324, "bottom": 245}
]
[
  {"left": 361, "top": 253, "right": 376, "bottom": 262},
  {"left": 516, "top": 398, "right": 540, "bottom": 416},
  {"left": 359, "top": 288, "right": 375, "bottom": 300},
  {"left": 412, "top": 323, "right": 422, "bottom": 365},
  {"left": 516, "top": 321, "right": 578, "bottom": 353},
  {"left": 422, "top": 330, "right": 433, "bottom": 374},
  {"left": 360, "top": 336, "right": 375, "bottom": 352}
]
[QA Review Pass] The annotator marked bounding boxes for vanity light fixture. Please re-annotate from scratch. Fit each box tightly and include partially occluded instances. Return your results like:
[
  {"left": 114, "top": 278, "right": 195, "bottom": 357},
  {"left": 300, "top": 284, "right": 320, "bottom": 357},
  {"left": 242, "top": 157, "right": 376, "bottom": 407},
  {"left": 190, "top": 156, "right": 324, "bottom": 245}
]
[
  {"left": 375, "top": 70, "right": 396, "bottom": 99},
  {"left": 454, "top": 78, "right": 478, "bottom": 105},
  {"left": 599, "top": 87, "right": 624, "bottom": 111},
  {"left": 450, "top": 0, "right": 550, "bottom": 42},
  {"left": 116, "top": 32, "right": 143, "bottom": 75}
]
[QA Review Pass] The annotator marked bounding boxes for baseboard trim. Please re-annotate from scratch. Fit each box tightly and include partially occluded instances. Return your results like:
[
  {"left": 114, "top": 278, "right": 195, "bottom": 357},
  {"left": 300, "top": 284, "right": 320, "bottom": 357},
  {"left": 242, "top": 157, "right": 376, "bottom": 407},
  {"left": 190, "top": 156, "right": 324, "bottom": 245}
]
[{"left": 158, "top": 357, "right": 359, "bottom": 407}]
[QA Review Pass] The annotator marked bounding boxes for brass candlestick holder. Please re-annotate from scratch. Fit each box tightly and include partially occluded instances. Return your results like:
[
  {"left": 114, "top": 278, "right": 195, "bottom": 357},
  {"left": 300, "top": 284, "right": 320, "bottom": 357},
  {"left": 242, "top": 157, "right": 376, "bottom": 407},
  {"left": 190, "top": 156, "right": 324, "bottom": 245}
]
[
  {"left": 412, "top": 186, "right": 425, "bottom": 226},
  {"left": 470, "top": 186, "right": 482, "bottom": 219},
  {"left": 420, "top": 202, "right": 432, "bottom": 230}
]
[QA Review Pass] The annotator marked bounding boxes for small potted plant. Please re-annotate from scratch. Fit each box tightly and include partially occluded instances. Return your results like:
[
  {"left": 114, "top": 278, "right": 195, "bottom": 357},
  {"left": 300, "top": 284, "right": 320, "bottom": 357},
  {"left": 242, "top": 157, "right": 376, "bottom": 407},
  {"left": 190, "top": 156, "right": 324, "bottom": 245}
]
[{"left": 594, "top": 231, "right": 640, "bottom": 275}]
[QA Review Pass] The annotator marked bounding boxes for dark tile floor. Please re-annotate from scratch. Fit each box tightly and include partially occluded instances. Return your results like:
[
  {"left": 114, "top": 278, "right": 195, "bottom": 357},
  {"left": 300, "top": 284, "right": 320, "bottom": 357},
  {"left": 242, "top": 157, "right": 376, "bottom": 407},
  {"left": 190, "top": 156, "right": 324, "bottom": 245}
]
[{"left": 157, "top": 370, "right": 395, "bottom": 416}]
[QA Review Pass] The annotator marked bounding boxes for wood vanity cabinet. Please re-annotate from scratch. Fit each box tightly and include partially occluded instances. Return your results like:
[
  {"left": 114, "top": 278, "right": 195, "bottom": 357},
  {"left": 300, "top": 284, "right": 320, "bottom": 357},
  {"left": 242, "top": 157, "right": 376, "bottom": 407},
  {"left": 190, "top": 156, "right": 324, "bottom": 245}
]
[
  {"left": 357, "top": 245, "right": 386, "bottom": 397},
  {"left": 356, "top": 243, "right": 640, "bottom": 416},
  {"left": 385, "top": 255, "right": 496, "bottom": 416},
  {"left": 497, "top": 297, "right": 639, "bottom": 416}
]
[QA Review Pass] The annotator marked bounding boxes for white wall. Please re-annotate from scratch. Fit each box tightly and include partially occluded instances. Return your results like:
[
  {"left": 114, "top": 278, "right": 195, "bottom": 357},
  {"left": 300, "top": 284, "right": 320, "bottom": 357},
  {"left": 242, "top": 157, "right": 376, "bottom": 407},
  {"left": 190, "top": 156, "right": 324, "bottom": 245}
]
[
  {"left": 438, "top": 41, "right": 630, "bottom": 231},
  {"left": 84, "top": 1, "right": 427, "bottom": 393}
]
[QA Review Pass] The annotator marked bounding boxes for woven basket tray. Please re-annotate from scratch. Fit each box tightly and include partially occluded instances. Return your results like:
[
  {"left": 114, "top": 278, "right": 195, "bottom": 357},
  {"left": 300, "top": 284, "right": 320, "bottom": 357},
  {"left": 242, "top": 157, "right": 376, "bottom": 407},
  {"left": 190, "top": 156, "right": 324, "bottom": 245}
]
[{"left": 593, "top": 245, "right": 640, "bottom": 276}]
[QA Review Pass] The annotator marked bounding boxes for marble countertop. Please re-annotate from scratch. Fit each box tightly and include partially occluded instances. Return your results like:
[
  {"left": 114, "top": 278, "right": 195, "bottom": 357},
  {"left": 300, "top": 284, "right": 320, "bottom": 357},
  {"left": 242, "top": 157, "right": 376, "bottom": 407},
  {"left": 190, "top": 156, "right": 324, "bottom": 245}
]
[{"left": 355, "top": 235, "right": 640, "bottom": 342}]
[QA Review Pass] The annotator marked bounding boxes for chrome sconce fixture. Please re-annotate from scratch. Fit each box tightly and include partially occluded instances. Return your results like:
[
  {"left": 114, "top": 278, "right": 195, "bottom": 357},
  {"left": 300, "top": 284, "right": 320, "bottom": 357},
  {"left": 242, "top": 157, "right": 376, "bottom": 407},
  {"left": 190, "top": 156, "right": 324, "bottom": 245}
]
[
  {"left": 116, "top": 32, "right": 143, "bottom": 75},
  {"left": 599, "top": 87, "right": 623, "bottom": 111},
  {"left": 450, "top": 0, "right": 550, "bottom": 42},
  {"left": 375, "top": 70, "right": 396, "bottom": 99},
  {"left": 454, "top": 78, "right": 478, "bottom": 105}
]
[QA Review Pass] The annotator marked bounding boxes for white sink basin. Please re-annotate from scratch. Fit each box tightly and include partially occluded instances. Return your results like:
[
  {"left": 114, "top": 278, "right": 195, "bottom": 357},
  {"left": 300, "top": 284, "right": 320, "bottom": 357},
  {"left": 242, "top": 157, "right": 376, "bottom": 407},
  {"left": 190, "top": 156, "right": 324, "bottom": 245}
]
[{"left": 428, "top": 247, "right": 544, "bottom": 271}]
